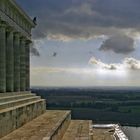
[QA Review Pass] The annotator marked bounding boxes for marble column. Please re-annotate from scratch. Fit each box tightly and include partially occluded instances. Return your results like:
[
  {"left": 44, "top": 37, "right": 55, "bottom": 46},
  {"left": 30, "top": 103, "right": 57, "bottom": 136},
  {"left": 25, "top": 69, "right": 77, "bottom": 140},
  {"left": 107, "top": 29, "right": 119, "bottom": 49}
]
[
  {"left": 13, "top": 32, "right": 20, "bottom": 92},
  {"left": 20, "top": 37, "right": 26, "bottom": 91},
  {"left": 25, "top": 41, "right": 31, "bottom": 91},
  {"left": 6, "top": 28, "right": 14, "bottom": 92},
  {"left": 0, "top": 22, "right": 6, "bottom": 93}
]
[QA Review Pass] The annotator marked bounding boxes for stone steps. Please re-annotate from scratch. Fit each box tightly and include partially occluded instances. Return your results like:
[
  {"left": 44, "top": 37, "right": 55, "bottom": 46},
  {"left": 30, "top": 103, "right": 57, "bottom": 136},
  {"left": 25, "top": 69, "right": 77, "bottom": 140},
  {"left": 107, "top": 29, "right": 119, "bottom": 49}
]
[
  {"left": 1, "top": 110, "right": 71, "bottom": 140},
  {"left": 0, "top": 94, "right": 93, "bottom": 140},
  {"left": 62, "top": 120, "right": 92, "bottom": 140},
  {"left": 0, "top": 109, "right": 93, "bottom": 140},
  {"left": 0, "top": 96, "right": 41, "bottom": 110},
  {"left": 0, "top": 93, "right": 35, "bottom": 103},
  {"left": 0, "top": 93, "right": 46, "bottom": 138},
  {"left": 0, "top": 91, "right": 31, "bottom": 97}
]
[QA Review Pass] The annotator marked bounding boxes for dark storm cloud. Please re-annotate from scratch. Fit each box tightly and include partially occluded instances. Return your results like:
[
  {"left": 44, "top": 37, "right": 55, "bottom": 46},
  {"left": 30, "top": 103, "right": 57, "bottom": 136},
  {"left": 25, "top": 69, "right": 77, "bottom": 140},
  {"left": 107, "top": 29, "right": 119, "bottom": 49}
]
[
  {"left": 99, "top": 34, "right": 135, "bottom": 54},
  {"left": 16, "top": 0, "right": 140, "bottom": 40}
]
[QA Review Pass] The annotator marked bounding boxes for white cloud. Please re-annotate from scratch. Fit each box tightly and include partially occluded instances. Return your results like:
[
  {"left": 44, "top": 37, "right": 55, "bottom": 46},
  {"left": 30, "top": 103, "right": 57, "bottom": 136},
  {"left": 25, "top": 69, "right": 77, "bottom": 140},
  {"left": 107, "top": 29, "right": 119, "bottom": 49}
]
[
  {"left": 124, "top": 57, "right": 140, "bottom": 70},
  {"left": 89, "top": 57, "right": 140, "bottom": 71},
  {"left": 30, "top": 58, "right": 140, "bottom": 87}
]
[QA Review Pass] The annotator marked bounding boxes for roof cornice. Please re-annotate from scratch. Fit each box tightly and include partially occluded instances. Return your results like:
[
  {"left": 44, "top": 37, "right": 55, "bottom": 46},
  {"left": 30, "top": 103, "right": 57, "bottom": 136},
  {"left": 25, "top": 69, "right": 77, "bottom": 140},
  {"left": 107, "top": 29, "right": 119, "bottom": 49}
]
[{"left": 9, "top": 0, "right": 36, "bottom": 27}]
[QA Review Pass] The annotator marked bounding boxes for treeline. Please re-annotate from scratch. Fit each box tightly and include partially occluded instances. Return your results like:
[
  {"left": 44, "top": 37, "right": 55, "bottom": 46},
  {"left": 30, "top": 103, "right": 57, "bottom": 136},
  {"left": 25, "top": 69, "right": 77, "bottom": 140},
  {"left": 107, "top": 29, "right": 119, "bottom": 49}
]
[
  {"left": 32, "top": 88, "right": 140, "bottom": 101},
  {"left": 47, "top": 101, "right": 140, "bottom": 112},
  {"left": 31, "top": 88, "right": 140, "bottom": 126}
]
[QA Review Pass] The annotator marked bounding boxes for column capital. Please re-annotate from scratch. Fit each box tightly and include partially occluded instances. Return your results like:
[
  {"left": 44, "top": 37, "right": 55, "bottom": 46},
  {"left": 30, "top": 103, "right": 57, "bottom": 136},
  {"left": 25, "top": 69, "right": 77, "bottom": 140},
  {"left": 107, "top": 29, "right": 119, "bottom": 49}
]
[
  {"left": 0, "top": 21, "right": 7, "bottom": 28},
  {"left": 20, "top": 36, "right": 26, "bottom": 41},
  {"left": 6, "top": 26, "right": 14, "bottom": 33},
  {"left": 13, "top": 32, "right": 21, "bottom": 38},
  {"left": 26, "top": 39, "right": 32, "bottom": 44},
  {"left": 20, "top": 37, "right": 32, "bottom": 45}
]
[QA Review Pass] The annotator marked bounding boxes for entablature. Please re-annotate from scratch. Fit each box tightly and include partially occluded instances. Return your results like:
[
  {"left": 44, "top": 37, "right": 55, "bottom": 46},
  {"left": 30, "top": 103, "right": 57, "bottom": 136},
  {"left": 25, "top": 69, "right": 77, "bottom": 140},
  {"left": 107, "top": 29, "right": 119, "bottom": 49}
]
[{"left": 0, "top": 0, "right": 35, "bottom": 39}]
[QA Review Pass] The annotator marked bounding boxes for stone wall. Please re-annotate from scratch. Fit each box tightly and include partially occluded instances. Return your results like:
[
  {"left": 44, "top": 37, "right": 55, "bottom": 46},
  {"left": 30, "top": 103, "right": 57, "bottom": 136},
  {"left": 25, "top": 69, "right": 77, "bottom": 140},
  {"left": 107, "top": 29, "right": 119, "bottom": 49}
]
[{"left": 0, "top": 99, "right": 46, "bottom": 138}]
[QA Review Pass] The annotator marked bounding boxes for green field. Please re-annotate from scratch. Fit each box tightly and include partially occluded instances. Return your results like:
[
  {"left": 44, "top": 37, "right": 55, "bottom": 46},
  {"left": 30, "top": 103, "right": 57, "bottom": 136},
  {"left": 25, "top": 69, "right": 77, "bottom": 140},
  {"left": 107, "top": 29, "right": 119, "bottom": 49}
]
[{"left": 33, "top": 88, "right": 140, "bottom": 126}]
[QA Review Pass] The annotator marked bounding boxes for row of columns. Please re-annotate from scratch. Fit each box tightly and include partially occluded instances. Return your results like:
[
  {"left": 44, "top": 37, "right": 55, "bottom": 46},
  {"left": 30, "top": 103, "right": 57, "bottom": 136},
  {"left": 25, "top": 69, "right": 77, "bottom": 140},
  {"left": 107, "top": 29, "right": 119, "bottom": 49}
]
[{"left": 0, "top": 21, "right": 30, "bottom": 93}]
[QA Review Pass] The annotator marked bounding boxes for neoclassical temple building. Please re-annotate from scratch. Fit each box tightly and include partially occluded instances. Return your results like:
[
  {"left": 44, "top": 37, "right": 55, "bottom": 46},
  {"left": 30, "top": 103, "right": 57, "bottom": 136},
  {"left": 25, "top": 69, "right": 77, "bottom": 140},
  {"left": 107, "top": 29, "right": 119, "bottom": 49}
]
[
  {"left": 0, "top": 0, "right": 47, "bottom": 138},
  {"left": 0, "top": 0, "right": 34, "bottom": 93}
]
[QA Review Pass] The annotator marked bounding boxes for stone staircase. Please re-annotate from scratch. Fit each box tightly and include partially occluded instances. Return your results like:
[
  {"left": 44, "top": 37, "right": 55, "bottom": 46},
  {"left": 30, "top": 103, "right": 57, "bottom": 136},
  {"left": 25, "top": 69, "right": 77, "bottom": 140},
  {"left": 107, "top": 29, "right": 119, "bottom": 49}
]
[
  {"left": 1, "top": 110, "right": 93, "bottom": 140},
  {"left": 0, "top": 93, "right": 93, "bottom": 140},
  {"left": 0, "top": 92, "right": 46, "bottom": 138}
]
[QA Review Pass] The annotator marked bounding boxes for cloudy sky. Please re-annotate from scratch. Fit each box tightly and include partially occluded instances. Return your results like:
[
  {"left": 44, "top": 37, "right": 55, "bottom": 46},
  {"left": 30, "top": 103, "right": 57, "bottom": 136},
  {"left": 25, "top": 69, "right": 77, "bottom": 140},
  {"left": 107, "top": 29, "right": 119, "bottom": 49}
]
[{"left": 16, "top": 0, "right": 140, "bottom": 87}]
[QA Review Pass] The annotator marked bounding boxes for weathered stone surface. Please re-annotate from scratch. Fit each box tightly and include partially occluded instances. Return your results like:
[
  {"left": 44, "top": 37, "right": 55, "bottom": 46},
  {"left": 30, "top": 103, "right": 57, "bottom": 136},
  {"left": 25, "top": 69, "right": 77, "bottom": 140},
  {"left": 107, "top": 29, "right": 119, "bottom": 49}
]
[
  {"left": 62, "top": 120, "right": 92, "bottom": 140},
  {"left": 92, "top": 128, "right": 115, "bottom": 140},
  {"left": 0, "top": 93, "right": 35, "bottom": 103},
  {"left": 13, "top": 33, "right": 20, "bottom": 92},
  {"left": 0, "top": 91, "right": 31, "bottom": 97},
  {"left": 0, "top": 96, "right": 40, "bottom": 110},
  {"left": 20, "top": 38, "right": 26, "bottom": 91},
  {"left": 1, "top": 110, "right": 71, "bottom": 140},
  {"left": 0, "top": 94, "right": 46, "bottom": 138},
  {"left": 6, "top": 29, "right": 14, "bottom": 92},
  {"left": 0, "top": 22, "right": 6, "bottom": 93},
  {"left": 25, "top": 41, "right": 30, "bottom": 91}
]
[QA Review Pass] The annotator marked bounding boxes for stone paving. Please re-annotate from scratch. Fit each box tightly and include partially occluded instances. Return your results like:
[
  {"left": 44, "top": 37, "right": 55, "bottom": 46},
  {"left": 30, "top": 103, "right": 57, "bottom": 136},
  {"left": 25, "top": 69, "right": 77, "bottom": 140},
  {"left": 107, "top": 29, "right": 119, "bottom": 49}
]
[
  {"left": 92, "top": 128, "right": 115, "bottom": 140},
  {"left": 62, "top": 120, "right": 92, "bottom": 140},
  {"left": 1, "top": 109, "right": 115, "bottom": 140}
]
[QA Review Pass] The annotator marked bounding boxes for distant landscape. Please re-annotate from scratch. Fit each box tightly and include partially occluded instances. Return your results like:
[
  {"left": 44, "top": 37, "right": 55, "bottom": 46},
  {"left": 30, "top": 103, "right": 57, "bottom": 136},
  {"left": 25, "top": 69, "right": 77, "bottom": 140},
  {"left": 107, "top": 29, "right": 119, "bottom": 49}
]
[{"left": 32, "top": 87, "right": 140, "bottom": 126}]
